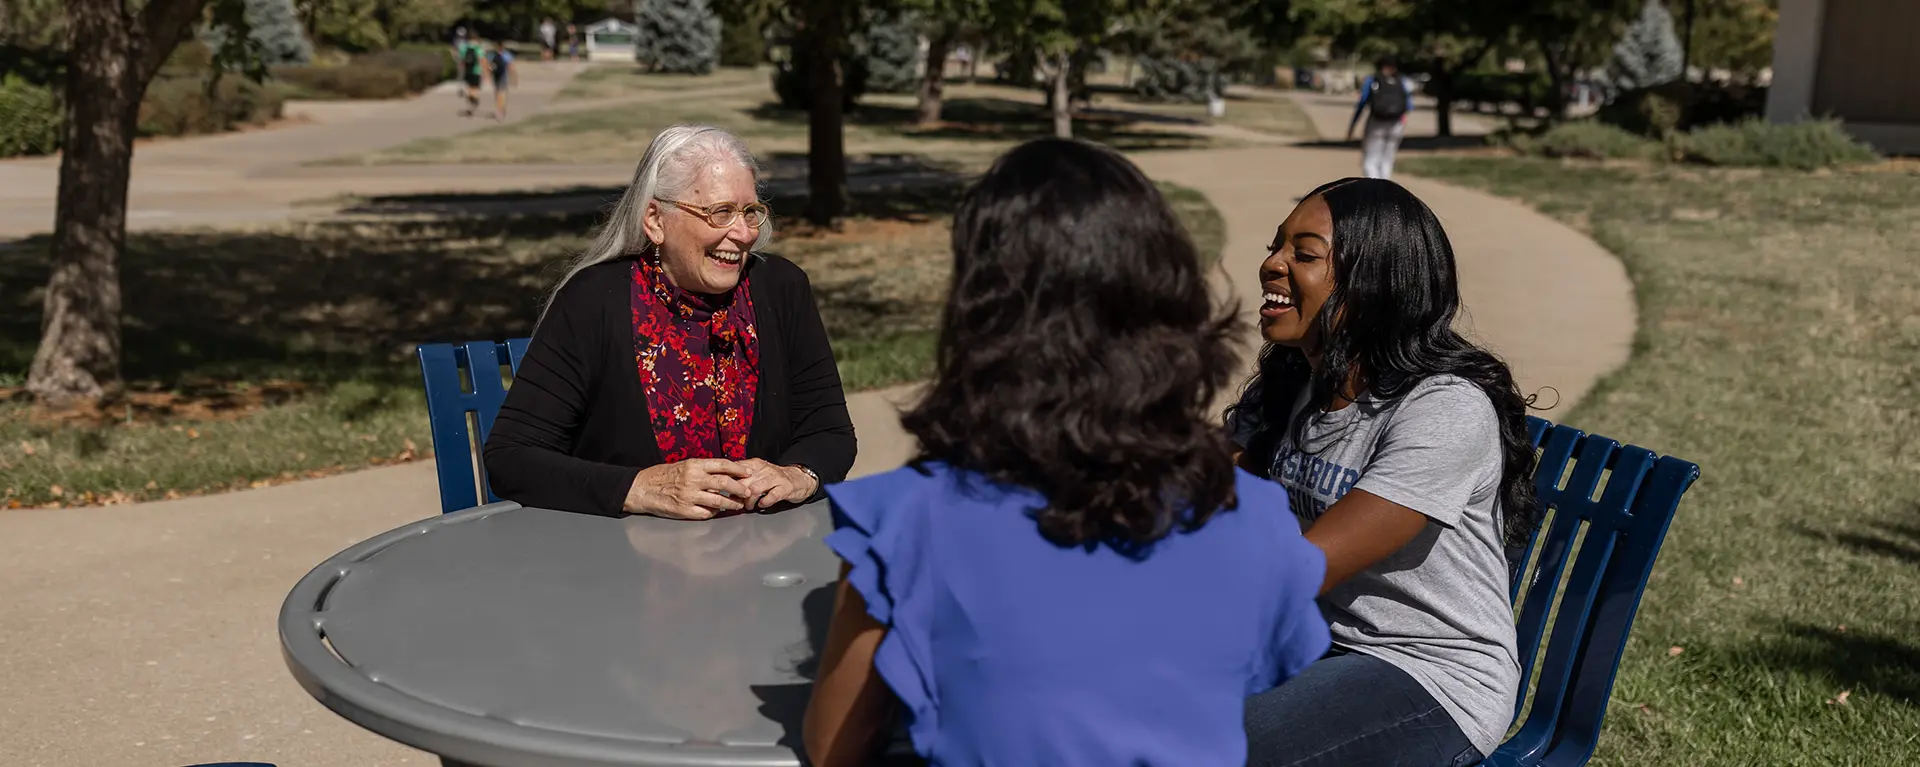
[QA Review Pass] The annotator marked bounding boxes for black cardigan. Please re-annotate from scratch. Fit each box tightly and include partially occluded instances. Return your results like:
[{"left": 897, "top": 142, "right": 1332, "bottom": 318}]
[{"left": 483, "top": 255, "right": 857, "bottom": 516}]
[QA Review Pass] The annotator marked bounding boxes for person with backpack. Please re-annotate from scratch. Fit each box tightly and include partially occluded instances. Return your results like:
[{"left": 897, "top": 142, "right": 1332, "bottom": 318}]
[
  {"left": 456, "top": 34, "right": 485, "bottom": 117},
  {"left": 1345, "top": 56, "right": 1415, "bottom": 180},
  {"left": 485, "top": 40, "right": 517, "bottom": 121}
]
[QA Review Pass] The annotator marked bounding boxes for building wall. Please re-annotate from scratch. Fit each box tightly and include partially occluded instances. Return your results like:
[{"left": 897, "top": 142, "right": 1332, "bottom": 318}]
[
  {"left": 1769, "top": 0, "right": 1920, "bottom": 153},
  {"left": 1811, "top": 0, "right": 1920, "bottom": 123}
]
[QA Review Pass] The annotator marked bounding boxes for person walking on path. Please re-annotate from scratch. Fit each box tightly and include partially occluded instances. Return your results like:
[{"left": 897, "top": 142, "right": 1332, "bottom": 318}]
[
  {"left": 486, "top": 41, "right": 518, "bottom": 121},
  {"left": 1345, "top": 57, "right": 1414, "bottom": 180},
  {"left": 539, "top": 17, "right": 558, "bottom": 61},
  {"left": 454, "top": 31, "right": 486, "bottom": 117},
  {"left": 566, "top": 22, "right": 582, "bottom": 60}
]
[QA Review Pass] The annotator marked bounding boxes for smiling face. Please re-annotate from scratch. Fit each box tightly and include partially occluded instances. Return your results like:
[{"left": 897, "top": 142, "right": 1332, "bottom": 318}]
[
  {"left": 1258, "top": 194, "right": 1338, "bottom": 352},
  {"left": 642, "top": 159, "right": 760, "bottom": 295}
]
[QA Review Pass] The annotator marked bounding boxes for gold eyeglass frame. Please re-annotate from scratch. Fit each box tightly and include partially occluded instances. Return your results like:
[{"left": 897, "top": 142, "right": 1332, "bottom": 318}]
[{"left": 657, "top": 198, "right": 771, "bottom": 229}]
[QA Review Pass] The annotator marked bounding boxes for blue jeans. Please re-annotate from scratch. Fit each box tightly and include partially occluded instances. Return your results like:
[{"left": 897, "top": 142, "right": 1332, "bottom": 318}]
[{"left": 1245, "top": 650, "right": 1484, "bottom": 767}]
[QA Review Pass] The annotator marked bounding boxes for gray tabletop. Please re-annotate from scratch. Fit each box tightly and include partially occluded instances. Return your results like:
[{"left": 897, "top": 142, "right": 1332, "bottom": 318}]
[{"left": 279, "top": 501, "right": 841, "bottom": 767}]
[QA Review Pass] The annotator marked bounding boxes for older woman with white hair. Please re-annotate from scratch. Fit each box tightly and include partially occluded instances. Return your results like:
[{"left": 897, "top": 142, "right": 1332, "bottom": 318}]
[{"left": 484, "top": 125, "right": 856, "bottom": 519}]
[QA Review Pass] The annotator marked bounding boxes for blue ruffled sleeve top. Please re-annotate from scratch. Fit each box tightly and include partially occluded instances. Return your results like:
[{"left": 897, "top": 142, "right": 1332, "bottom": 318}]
[{"left": 823, "top": 463, "right": 1329, "bottom": 767}]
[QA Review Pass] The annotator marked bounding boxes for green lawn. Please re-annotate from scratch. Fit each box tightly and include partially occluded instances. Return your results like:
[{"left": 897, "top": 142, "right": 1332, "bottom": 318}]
[
  {"left": 1402, "top": 156, "right": 1920, "bottom": 765},
  {"left": 345, "top": 77, "right": 1223, "bottom": 168},
  {"left": 0, "top": 181, "right": 1224, "bottom": 509}
]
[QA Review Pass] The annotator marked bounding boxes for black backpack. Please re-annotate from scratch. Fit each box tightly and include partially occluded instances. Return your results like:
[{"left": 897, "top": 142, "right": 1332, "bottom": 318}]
[
  {"left": 462, "top": 46, "right": 480, "bottom": 74},
  {"left": 1369, "top": 74, "right": 1408, "bottom": 120}
]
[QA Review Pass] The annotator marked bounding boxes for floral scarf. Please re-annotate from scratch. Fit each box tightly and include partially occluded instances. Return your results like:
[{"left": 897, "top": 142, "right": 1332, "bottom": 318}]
[{"left": 631, "top": 255, "right": 759, "bottom": 462}]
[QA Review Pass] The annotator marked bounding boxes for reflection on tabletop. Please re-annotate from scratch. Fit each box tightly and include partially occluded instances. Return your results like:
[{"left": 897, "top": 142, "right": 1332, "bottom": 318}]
[{"left": 614, "top": 507, "right": 829, "bottom": 744}]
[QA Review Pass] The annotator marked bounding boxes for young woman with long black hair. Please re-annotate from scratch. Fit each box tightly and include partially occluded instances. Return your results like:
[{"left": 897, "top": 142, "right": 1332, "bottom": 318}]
[
  {"left": 801, "top": 138, "right": 1331, "bottom": 767},
  {"left": 1229, "top": 178, "right": 1541, "bottom": 767}
]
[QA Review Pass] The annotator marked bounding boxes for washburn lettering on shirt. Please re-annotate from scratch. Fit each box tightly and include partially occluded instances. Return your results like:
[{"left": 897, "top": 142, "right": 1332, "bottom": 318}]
[{"left": 1271, "top": 445, "right": 1360, "bottom": 523}]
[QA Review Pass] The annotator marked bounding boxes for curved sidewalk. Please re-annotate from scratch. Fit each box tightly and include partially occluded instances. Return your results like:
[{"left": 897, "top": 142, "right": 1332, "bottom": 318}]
[{"left": 0, "top": 138, "right": 1632, "bottom": 767}]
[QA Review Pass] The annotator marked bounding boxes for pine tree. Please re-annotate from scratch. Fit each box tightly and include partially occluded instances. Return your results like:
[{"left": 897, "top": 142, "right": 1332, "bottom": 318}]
[
  {"left": 1608, "top": 0, "right": 1684, "bottom": 91},
  {"left": 637, "top": 0, "right": 723, "bottom": 75},
  {"left": 201, "top": 0, "right": 314, "bottom": 66},
  {"left": 862, "top": 9, "right": 921, "bottom": 94},
  {"left": 247, "top": 0, "right": 311, "bottom": 66}
]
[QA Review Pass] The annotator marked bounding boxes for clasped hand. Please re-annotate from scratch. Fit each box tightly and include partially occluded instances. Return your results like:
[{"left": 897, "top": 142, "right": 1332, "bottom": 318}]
[{"left": 623, "top": 458, "right": 819, "bottom": 520}]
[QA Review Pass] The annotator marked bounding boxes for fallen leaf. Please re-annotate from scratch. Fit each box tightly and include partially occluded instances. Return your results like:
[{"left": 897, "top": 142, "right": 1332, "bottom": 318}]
[
  {"left": 164, "top": 489, "right": 183, "bottom": 500},
  {"left": 249, "top": 480, "right": 271, "bottom": 489},
  {"left": 186, "top": 428, "right": 200, "bottom": 439},
  {"left": 368, "top": 456, "right": 386, "bottom": 465},
  {"left": 404, "top": 438, "right": 418, "bottom": 452},
  {"left": 1634, "top": 702, "right": 1656, "bottom": 715},
  {"left": 144, "top": 480, "right": 158, "bottom": 490},
  {"left": 306, "top": 471, "right": 326, "bottom": 479},
  {"left": 1732, "top": 576, "right": 1744, "bottom": 587},
  {"left": 395, "top": 445, "right": 416, "bottom": 462},
  {"left": 5, "top": 499, "right": 21, "bottom": 509},
  {"left": 294, "top": 452, "right": 306, "bottom": 461},
  {"left": 1668, "top": 646, "right": 1684, "bottom": 657},
  {"left": 1838, "top": 624, "right": 1848, "bottom": 632},
  {"left": 48, "top": 485, "right": 63, "bottom": 498},
  {"left": 42, "top": 502, "right": 62, "bottom": 509},
  {"left": 360, "top": 434, "right": 378, "bottom": 442},
  {"left": 1827, "top": 690, "right": 1851, "bottom": 706},
  {"left": 18, "top": 440, "right": 34, "bottom": 456}
]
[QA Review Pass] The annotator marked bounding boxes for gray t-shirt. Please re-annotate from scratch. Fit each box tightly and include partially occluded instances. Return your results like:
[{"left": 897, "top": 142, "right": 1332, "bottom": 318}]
[{"left": 1232, "top": 374, "right": 1519, "bottom": 754}]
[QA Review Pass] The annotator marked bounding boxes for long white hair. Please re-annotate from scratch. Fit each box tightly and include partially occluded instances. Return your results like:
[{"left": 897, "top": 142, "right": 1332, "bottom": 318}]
[{"left": 544, "top": 124, "right": 769, "bottom": 317}]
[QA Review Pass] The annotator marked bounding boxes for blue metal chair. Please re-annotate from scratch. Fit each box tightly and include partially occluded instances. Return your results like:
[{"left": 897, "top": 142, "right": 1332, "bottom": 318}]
[
  {"left": 1482, "top": 416, "right": 1701, "bottom": 766},
  {"left": 416, "top": 339, "right": 531, "bottom": 514}
]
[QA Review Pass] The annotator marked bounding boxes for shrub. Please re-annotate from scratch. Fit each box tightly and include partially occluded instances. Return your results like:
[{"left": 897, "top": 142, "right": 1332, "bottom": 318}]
[
  {"left": 271, "top": 64, "right": 412, "bottom": 99},
  {"left": 352, "top": 49, "right": 455, "bottom": 90},
  {"left": 1687, "top": 81, "right": 1768, "bottom": 127},
  {"left": 271, "top": 50, "right": 451, "bottom": 100},
  {"left": 138, "top": 76, "right": 286, "bottom": 138},
  {"left": 1680, "top": 119, "right": 1878, "bottom": 170},
  {"left": 0, "top": 76, "right": 62, "bottom": 157},
  {"left": 863, "top": 9, "right": 921, "bottom": 93},
  {"left": 1524, "top": 121, "right": 1662, "bottom": 160},
  {"left": 636, "top": 0, "right": 722, "bottom": 75},
  {"left": 1600, "top": 80, "right": 1688, "bottom": 138}
]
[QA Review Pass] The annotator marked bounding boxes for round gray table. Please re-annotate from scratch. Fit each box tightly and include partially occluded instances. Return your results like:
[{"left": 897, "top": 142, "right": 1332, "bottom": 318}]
[{"left": 279, "top": 500, "right": 842, "bottom": 767}]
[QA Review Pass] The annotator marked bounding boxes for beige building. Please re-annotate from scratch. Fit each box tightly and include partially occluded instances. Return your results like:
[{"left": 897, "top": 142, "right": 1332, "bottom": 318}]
[{"left": 1767, "top": 0, "right": 1920, "bottom": 153}]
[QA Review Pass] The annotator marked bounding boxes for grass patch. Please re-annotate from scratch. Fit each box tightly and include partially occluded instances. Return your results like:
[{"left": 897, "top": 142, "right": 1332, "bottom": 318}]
[
  {"left": 1402, "top": 155, "right": 1920, "bottom": 765},
  {"left": 350, "top": 80, "right": 1221, "bottom": 168},
  {"left": 0, "top": 180, "right": 1225, "bottom": 508},
  {"left": 554, "top": 64, "right": 768, "bottom": 102}
]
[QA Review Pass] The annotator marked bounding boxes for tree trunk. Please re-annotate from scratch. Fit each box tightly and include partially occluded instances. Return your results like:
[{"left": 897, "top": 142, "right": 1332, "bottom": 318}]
[
  {"left": 804, "top": 0, "right": 848, "bottom": 226},
  {"left": 1051, "top": 51, "right": 1071, "bottom": 139},
  {"left": 916, "top": 27, "right": 953, "bottom": 126},
  {"left": 29, "top": 0, "right": 210, "bottom": 407},
  {"left": 1540, "top": 44, "right": 1570, "bottom": 122}
]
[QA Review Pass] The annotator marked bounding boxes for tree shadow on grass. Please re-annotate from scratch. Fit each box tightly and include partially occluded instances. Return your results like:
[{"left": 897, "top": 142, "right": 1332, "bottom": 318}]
[
  {"left": 1736, "top": 621, "right": 1920, "bottom": 706},
  {"left": 1788, "top": 506, "right": 1920, "bottom": 569},
  {"left": 0, "top": 165, "right": 968, "bottom": 391}
]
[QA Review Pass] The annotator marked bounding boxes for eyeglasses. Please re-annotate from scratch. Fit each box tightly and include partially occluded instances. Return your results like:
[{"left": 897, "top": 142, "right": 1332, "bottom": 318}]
[{"left": 657, "top": 198, "right": 771, "bottom": 229}]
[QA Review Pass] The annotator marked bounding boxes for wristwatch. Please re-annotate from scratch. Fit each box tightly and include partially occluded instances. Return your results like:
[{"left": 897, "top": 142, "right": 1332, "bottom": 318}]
[{"left": 792, "top": 464, "right": 822, "bottom": 495}]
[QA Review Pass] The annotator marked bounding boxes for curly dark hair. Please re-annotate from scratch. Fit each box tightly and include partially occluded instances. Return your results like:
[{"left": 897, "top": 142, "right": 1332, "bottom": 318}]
[
  {"left": 900, "top": 138, "right": 1242, "bottom": 550},
  {"left": 1226, "top": 178, "right": 1543, "bottom": 549}
]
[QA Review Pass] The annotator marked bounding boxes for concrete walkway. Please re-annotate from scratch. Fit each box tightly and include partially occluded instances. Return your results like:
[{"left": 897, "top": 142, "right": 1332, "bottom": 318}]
[{"left": 0, "top": 70, "right": 1634, "bottom": 767}]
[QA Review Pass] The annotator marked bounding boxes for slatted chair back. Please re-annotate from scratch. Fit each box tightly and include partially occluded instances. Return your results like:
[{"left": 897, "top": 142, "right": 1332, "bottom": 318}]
[
  {"left": 1481, "top": 416, "right": 1700, "bottom": 766},
  {"left": 416, "top": 339, "right": 531, "bottom": 514}
]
